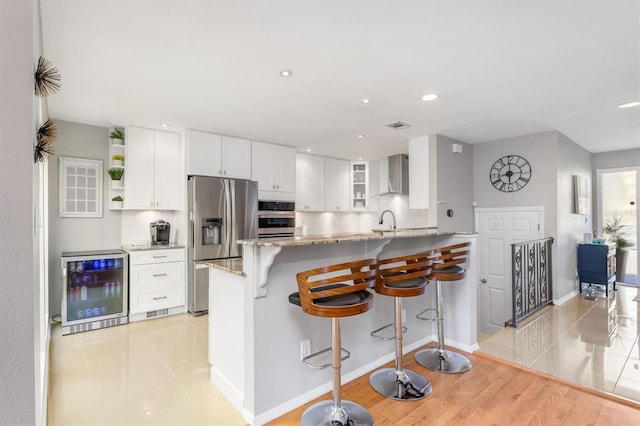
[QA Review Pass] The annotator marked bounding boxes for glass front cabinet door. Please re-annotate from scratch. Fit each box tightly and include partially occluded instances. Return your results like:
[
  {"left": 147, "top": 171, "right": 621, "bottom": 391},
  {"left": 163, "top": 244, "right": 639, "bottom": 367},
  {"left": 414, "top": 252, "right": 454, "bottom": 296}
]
[{"left": 350, "top": 161, "right": 369, "bottom": 210}]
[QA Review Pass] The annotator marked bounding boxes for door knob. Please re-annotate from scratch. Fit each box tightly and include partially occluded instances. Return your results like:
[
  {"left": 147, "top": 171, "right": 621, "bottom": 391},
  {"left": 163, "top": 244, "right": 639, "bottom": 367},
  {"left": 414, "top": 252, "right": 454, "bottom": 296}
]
[{"left": 481, "top": 278, "right": 487, "bottom": 283}]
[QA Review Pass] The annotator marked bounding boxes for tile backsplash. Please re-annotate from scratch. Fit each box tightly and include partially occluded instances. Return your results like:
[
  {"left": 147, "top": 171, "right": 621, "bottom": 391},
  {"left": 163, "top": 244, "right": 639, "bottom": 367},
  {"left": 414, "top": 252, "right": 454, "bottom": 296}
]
[
  {"left": 296, "top": 195, "right": 429, "bottom": 235},
  {"left": 121, "top": 210, "right": 180, "bottom": 245}
]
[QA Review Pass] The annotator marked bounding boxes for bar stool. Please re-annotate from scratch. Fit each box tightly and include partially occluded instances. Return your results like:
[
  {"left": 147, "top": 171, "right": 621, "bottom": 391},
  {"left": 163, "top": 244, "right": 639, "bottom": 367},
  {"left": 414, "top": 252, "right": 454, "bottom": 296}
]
[
  {"left": 415, "top": 242, "right": 472, "bottom": 373},
  {"left": 288, "top": 258, "right": 377, "bottom": 426},
  {"left": 369, "top": 252, "right": 433, "bottom": 400}
]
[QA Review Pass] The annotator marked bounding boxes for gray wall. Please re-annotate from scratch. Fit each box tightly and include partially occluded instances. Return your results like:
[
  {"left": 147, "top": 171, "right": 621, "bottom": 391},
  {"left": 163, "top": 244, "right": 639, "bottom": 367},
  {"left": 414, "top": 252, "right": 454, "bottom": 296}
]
[
  {"left": 591, "top": 148, "right": 640, "bottom": 228},
  {"left": 592, "top": 148, "right": 640, "bottom": 170},
  {"left": 434, "top": 134, "right": 474, "bottom": 232},
  {"left": 0, "top": 0, "right": 36, "bottom": 423},
  {"left": 48, "top": 120, "right": 122, "bottom": 316},
  {"left": 473, "top": 131, "right": 591, "bottom": 299},
  {"left": 473, "top": 131, "right": 559, "bottom": 239},
  {"left": 555, "top": 132, "right": 592, "bottom": 298}
]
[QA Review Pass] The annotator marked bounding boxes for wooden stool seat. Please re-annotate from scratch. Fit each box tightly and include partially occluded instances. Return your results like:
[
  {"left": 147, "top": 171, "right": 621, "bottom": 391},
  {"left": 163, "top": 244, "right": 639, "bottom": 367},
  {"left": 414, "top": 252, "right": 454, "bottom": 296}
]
[
  {"left": 369, "top": 252, "right": 433, "bottom": 401},
  {"left": 289, "top": 258, "right": 377, "bottom": 426},
  {"left": 430, "top": 264, "right": 465, "bottom": 281},
  {"left": 288, "top": 283, "right": 372, "bottom": 309}
]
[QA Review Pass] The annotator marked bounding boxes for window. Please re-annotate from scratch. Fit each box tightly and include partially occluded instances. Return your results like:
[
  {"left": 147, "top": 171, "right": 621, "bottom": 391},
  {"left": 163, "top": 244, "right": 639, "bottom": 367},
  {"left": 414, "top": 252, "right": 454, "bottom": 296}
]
[{"left": 59, "top": 156, "right": 103, "bottom": 217}]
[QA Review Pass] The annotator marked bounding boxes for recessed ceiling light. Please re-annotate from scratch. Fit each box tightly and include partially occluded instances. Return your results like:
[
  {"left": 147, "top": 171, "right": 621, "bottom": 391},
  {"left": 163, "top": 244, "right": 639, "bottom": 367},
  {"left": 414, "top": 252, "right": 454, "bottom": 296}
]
[
  {"left": 357, "top": 134, "right": 365, "bottom": 139},
  {"left": 306, "top": 148, "right": 311, "bottom": 152},
  {"left": 358, "top": 157, "right": 363, "bottom": 160},
  {"left": 361, "top": 98, "right": 371, "bottom": 104},
  {"left": 161, "top": 123, "right": 170, "bottom": 128},
  {"left": 421, "top": 93, "right": 439, "bottom": 102},
  {"left": 280, "top": 69, "right": 293, "bottom": 77},
  {"left": 618, "top": 101, "right": 640, "bottom": 109}
]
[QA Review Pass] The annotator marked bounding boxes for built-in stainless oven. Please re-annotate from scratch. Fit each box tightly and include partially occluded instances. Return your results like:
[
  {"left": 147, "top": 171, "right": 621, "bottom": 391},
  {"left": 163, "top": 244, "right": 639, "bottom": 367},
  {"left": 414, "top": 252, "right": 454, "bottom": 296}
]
[{"left": 258, "top": 200, "right": 295, "bottom": 238}]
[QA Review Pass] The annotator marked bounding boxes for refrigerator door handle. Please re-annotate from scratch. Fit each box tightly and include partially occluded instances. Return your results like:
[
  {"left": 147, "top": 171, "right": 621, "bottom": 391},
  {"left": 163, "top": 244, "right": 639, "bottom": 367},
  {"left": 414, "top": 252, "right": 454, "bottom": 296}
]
[{"left": 225, "top": 179, "right": 233, "bottom": 256}]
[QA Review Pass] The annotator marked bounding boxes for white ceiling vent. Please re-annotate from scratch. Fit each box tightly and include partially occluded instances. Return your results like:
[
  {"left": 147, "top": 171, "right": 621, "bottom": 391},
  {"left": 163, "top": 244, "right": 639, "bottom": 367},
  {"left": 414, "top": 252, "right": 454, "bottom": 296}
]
[{"left": 385, "top": 121, "right": 411, "bottom": 130}]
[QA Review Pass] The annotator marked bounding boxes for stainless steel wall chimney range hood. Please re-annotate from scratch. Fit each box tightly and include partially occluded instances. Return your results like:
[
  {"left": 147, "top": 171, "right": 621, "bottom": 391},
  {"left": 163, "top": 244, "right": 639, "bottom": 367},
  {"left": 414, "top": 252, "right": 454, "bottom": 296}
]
[{"left": 383, "top": 154, "right": 409, "bottom": 195}]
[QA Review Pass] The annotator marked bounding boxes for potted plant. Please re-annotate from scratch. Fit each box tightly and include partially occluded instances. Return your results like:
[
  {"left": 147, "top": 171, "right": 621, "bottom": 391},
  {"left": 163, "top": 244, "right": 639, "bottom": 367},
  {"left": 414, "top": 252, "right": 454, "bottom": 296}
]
[
  {"left": 110, "top": 128, "right": 124, "bottom": 144},
  {"left": 108, "top": 167, "right": 124, "bottom": 188},
  {"left": 111, "top": 195, "right": 124, "bottom": 209},
  {"left": 603, "top": 216, "right": 635, "bottom": 282},
  {"left": 112, "top": 154, "right": 124, "bottom": 166}
]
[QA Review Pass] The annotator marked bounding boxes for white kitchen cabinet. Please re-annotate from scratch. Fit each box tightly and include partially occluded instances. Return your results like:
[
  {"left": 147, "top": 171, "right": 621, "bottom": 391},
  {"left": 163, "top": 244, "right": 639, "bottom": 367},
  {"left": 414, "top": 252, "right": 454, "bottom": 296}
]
[
  {"left": 324, "top": 158, "right": 350, "bottom": 211},
  {"left": 350, "top": 161, "right": 370, "bottom": 210},
  {"left": 125, "top": 126, "right": 181, "bottom": 210},
  {"left": 187, "top": 130, "right": 251, "bottom": 179},
  {"left": 128, "top": 248, "right": 186, "bottom": 322},
  {"left": 296, "top": 153, "right": 325, "bottom": 211},
  {"left": 251, "top": 141, "right": 296, "bottom": 200}
]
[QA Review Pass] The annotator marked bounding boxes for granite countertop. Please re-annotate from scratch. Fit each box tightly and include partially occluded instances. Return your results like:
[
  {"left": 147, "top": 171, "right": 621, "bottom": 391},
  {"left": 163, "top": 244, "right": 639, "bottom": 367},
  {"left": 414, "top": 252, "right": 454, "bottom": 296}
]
[
  {"left": 239, "top": 228, "right": 469, "bottom": 247},
  {"left": 206, "top": 258, "right": 245, "bottom": 276},
  {"left": 121, "top": 243, "right": 185, "bottom": 252}
]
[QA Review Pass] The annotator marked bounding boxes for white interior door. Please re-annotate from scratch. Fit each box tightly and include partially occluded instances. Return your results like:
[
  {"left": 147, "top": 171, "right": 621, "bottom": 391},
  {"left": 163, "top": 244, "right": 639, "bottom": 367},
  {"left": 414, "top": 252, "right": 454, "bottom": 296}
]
[{"left": 476, "top": 207, "right": 543, "bottom": 335}]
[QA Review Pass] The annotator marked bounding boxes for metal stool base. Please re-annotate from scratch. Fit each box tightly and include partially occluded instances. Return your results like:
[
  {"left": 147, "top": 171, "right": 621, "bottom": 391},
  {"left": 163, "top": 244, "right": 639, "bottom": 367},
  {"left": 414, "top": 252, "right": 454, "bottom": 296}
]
[
  {"left": 415, "top": 348, "right": 471, "bottom": 374},
  {"left": 300, "top": 400, "right": 374, "bottom": 426},
  {"left": 369, "top": 368, "right": 432, "bottom": 400}
]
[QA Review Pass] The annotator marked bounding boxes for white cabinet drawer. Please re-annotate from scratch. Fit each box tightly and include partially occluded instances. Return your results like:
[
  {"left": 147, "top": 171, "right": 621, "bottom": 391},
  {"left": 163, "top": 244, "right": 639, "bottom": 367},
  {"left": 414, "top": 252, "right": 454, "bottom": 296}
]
[
  {"left": 129, "top": 248, "right": 185, "bottom": 265},
  {"left": 134, "top": 288, "right": 183, "bottom": 312},
  {"left": 132, "top": 262, "right": 183, "bottom": 286}
]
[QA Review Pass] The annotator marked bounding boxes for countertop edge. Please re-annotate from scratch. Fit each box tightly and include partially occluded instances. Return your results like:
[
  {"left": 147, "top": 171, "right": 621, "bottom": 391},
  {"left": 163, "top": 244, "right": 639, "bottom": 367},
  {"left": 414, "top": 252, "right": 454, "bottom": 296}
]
[
  {"left": 206, "top": 259, "right": 246, "bottom": 277},
  {"left": 121, "top": 244, "right": 186, "bottom": 252},
  {"left": 239, "top": 231, "right": 475, "bottom": 247}
]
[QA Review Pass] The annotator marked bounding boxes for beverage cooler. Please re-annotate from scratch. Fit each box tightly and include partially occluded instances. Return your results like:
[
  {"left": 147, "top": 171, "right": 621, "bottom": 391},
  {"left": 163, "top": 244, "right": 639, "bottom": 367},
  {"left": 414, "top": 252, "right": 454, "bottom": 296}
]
[{"left": 61, "top": 249, "right": 128, "bottom": 335}]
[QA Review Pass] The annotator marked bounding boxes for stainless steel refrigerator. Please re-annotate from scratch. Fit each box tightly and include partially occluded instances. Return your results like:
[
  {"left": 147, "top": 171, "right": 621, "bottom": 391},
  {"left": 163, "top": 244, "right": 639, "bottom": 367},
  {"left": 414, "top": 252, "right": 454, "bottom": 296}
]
[{"left": 188, "top": 176, "right": 258, "bottom": 314}]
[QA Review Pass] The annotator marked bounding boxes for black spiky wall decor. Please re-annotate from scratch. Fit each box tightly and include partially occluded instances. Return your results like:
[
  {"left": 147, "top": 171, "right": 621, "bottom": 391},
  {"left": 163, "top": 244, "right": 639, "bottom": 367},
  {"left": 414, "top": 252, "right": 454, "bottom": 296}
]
[
  {"left": 34, "top": 56, "right": 61, "bottom": 97},
  {"left": 34, "top": 119, "right": 57, "bottom": 163}
]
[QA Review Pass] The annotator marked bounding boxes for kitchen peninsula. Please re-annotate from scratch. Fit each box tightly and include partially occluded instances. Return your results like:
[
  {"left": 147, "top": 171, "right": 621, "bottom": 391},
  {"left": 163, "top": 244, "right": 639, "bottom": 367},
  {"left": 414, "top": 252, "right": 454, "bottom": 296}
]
[{"left": 208, "top": 230, "right": 478, "bottom": 425}]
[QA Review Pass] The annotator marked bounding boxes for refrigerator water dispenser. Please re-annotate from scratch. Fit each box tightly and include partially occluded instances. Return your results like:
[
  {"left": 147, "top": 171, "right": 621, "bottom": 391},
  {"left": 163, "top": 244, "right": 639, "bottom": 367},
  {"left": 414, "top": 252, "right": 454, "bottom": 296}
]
[{"left": 202, "top": 218, "right": 222, "bottom": 245}]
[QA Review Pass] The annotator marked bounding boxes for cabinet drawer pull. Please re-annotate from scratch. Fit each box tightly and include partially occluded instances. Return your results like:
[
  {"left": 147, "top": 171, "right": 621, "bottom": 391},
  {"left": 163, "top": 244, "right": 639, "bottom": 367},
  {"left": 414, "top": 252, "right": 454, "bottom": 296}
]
[
  {"left": 152, "top": 255, "right": 167, "bottom": 259},
  {"left": 153, "top": 273, "right": 167, "bottom": 277},
  {"left": 153, "top": 296, "right": 167, "bottom": 301}
]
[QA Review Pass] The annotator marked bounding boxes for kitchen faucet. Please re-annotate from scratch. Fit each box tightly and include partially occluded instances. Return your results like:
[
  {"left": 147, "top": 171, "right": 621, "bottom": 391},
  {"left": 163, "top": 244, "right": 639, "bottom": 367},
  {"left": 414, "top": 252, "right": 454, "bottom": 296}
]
[{"left": 379, "top": 210, "right": 396, "bottom": 230}]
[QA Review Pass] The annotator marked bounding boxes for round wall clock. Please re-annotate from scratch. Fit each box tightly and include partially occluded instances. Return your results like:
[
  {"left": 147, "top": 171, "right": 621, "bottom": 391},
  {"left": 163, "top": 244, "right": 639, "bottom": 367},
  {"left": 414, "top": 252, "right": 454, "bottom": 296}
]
[{"left": 489, "top": 155, "right": 531, "bottom": 192}]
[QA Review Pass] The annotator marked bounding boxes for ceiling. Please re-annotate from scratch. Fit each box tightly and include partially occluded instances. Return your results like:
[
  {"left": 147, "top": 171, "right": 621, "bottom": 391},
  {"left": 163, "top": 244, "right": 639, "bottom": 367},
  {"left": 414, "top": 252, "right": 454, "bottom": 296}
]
[{"left": 40, "top": 0, "right": 639, "bottom": 160}]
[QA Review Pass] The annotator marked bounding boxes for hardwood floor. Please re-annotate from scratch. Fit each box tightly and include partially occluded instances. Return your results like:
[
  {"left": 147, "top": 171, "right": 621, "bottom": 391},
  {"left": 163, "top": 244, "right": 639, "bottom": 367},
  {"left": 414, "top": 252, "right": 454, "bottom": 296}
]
[{"left": 267, "top": 345, "right": 640, "bottom": 425}]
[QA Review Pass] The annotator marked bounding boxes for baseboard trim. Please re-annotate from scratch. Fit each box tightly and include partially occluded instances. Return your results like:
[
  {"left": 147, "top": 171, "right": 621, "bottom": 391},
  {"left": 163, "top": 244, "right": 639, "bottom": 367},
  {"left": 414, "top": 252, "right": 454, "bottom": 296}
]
[
  {"left": 553, "top": 289, "right": 578, "bottom": 305},
  {"left": 210, "top": 367, "right": 245, "bottom": 413}
]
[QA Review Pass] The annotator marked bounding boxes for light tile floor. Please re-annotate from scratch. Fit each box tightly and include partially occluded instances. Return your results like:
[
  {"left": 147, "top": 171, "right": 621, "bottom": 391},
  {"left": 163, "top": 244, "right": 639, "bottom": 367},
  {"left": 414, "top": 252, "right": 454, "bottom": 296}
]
[
  {"left": 48, "top": 286, "right": 640, "bottom": 424},
  {"left": 47, "top": 314, "right": 248, "bottom": 425},
  {"left": 478, "top": 284, "right": 640, "bottom": 403}
]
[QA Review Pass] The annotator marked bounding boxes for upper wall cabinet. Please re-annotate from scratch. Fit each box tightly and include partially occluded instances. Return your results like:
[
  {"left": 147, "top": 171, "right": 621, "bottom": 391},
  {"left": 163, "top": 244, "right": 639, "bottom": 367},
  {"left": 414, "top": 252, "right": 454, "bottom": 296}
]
[
  {"left": 296, "top": 153, "right": 325, "bottom": 211},
  {"left": 324, "top": 158, "right": 350, "bottom": 211},
  {"left": 251, "top": 141, "right": 296, "bottom": 201},
  {"left": 187, "top": 130, "right": 251, "bottom": 179},
  {"left": 350, "top": 161, "right": 370, "bottom": 210},
  {"left": 125, "top": 126, "right": 182, "bottom": 210}
]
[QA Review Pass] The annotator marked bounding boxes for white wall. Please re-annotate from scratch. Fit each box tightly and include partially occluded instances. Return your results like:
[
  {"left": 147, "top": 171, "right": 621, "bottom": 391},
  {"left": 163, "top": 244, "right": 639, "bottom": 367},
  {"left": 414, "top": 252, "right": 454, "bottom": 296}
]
[
  {"left": 0, "top": 0, "right": 37, "bottom": 423},
  {"left": 555, "top": 132, "right": 592, "bottom": 298},
  {"left": 48, "top": 120, "right": 122, "bottom": 316}
]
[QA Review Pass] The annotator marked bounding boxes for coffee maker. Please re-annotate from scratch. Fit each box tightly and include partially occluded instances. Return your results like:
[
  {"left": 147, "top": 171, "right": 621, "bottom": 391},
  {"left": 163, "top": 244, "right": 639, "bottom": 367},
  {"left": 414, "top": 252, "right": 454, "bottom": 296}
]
[{"left": 150, "top": 220, "right": 170, "bottom": 245}]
